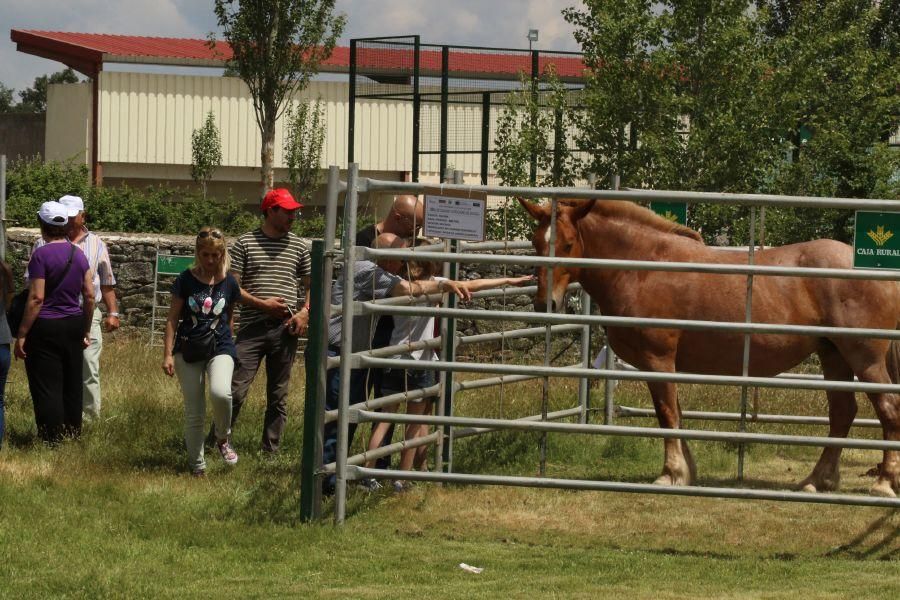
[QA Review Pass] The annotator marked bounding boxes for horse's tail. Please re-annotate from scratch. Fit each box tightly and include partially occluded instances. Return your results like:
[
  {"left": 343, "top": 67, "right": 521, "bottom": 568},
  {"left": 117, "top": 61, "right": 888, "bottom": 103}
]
[{"left": 887, "top": 339, "right": 900, "bottom": 385}]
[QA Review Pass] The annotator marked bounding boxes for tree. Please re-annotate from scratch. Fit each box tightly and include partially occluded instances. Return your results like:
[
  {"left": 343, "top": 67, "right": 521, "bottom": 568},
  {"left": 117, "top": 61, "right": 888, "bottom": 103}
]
[
  {"left": 283, "top": 98, "right": 326, "bottom": 204},
  {"left": 17, "top": 68, "right": 79, "bottom": 113},
  {"left": 492, "top": 70, "right": 586, "bottom": 239},
  {"left": 191, "top": 111, "right": 224, "bottom": 198},
  {"left": 210, "top": 0, "right": 345, "bottom": 200},
  {"left": 757, "top": 0, "right": 900, "bottom": 242},
  {"left": 0, "top": 83, "right": 15, "bottom": 113},
  {"left": 564, "top": 0, "right": 900, "bottom": 246},
  {"left": 563, "top": 0, "right": 681, "bottom": 190}
]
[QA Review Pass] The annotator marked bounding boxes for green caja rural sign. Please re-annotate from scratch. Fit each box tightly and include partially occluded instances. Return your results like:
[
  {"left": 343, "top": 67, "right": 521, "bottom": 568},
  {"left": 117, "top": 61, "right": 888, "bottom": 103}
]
[
  {"left": 853, "top": 211, "right": 900, "bottom": 270},
  {"left": 650, "top": 201, "right": 687, "bottom": 226}
]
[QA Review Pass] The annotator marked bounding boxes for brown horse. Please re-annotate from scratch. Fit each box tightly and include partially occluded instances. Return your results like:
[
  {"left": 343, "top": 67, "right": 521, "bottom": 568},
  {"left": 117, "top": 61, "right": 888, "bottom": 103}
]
[{"left": 519, "top": 197, "right": 900, "bottom": 497}]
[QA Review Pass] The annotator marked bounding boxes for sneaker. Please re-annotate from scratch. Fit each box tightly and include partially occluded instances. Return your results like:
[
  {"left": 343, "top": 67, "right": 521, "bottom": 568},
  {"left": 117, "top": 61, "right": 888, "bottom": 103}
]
[
  {"left": 191, "top": 468, "right": 206, "bottom": 478},
  {"left": 392, "top": 480, "right": 409, "bottom": 493},
  {"left": 217, "top": 440, "right": 239, "bottom": 465},
  {"left": 359, "top": 478, "right": 382, "bottom": 492}
]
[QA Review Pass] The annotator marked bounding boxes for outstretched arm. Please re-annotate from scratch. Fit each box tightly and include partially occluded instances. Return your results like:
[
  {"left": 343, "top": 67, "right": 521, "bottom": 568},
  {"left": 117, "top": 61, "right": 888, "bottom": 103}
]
[
  {"left": 390, "top": 278, "right": 472, "bottom": 302},
  {"left": 457, "top": 275, "right": 535, "bottom": 294}
]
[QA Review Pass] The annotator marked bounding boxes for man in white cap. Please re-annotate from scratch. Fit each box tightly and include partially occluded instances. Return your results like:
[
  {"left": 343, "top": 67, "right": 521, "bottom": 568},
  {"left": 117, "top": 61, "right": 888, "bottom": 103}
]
[{"left": 28, "top": 194, "right": 119, "bottom": 421}]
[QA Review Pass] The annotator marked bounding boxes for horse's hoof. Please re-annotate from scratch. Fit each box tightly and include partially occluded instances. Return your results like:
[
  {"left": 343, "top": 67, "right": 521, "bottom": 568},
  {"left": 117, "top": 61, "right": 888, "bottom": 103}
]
[
  {"left": 870, "top": 480, "right": 898, "bottom": 498},
  {"left": 653, "top": 474, "right": 689, "bottom": 486},
  {"left": 798, "top": 472, "right": 839, "bottom": 493}
]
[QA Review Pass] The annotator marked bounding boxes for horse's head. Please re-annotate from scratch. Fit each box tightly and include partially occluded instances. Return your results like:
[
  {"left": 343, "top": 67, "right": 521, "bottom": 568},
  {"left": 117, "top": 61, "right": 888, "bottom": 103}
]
[{"left": 518, "top": 198, "right": 596, "bottom": 313}]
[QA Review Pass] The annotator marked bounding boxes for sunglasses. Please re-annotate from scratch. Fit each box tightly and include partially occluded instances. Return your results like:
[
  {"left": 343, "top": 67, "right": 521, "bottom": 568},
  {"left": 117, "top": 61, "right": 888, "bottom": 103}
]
[{"left": 197, "top": 230, "right": 223, "bottom": 239}]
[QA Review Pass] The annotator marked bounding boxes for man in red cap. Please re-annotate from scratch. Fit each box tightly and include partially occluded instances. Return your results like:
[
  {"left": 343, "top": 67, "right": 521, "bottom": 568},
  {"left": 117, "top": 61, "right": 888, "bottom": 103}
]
[{"left": 225, "top": 187, "right": 311, "bottom": 455}]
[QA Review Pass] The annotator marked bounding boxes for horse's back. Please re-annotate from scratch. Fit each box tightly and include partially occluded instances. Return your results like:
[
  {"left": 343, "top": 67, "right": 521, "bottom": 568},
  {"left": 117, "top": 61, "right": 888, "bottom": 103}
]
[{"left": 703, "top": 238, "right": 852, "bottom": 269}]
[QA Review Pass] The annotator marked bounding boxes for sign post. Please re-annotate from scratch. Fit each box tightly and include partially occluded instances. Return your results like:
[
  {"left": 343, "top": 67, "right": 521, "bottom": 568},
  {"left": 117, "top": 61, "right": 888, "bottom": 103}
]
[
  {"left": 423, "top": 188, "right": 488, "bottom": 242},
  {"left": 853, "top": 211, "right": 900, "bottom": 270}
]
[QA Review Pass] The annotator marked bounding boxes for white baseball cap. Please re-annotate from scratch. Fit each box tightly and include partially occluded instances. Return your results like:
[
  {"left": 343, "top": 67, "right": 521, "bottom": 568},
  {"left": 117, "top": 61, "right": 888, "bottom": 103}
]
[
  {"left": 38, "top": 201, "right": 69, "bottom": 226},
  {"left": 58, "top": 194, "right": 85, "bottom": 216}
]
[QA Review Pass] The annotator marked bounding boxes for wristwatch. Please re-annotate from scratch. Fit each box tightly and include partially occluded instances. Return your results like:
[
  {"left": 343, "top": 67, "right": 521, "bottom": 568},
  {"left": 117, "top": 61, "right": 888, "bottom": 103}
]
[{"left": 108, "top": 312, "right": 120, "bottom": 317}]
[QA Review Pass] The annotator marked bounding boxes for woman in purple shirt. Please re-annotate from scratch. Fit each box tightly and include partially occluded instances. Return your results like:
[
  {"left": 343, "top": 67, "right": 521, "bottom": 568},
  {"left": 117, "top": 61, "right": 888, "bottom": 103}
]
[{"left": 14, "top": 201, "right": 94, "bottom": 445}]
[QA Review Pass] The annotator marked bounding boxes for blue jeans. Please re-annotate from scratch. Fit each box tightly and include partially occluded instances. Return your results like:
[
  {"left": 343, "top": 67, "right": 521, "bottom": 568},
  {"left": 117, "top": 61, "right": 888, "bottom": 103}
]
[
  {"left": 0, "top": 344, "right": 10, "bottom": 449},
  {"left": 322, "top": 348, "right": 370, "bottom": 494}
]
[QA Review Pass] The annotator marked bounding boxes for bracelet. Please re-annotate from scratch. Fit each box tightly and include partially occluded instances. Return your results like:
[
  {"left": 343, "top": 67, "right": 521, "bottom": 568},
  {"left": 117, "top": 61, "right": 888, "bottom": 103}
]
[{"left": 108, "top": 312, "right": 120, "bottom": 317}]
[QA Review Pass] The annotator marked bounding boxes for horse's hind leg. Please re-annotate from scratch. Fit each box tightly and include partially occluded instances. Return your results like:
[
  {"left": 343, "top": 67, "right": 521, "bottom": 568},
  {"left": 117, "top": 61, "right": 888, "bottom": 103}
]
[
  {"left": 647, "top": 380, "right": 695, "bottom": 486},
  {"left": 836, "top": 340, "right": 900, "bottom": 497},
  {"left": 799, "top": 345, "right": 856, "bottom": 493},
  {"left": 866, "top": 390, "right": 900, "bottom": 497}
]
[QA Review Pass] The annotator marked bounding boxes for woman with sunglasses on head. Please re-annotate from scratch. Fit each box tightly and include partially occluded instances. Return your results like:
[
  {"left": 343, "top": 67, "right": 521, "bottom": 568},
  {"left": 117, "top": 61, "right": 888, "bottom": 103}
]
[{"left": 162, "top": 227, "right": 242, "bottom": 477}]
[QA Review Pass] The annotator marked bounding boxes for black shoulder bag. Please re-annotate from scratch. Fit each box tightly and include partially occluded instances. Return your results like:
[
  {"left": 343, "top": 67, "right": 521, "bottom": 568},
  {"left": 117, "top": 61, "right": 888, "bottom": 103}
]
[{"left": 7, "top": 243, "right": 77, "bottom": 338}]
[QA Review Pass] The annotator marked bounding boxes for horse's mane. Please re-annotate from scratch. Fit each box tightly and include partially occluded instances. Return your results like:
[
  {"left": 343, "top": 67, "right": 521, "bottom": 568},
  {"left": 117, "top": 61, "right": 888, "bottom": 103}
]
[{"left": 572, "top": 199, "right": 704, "bottom": 243}]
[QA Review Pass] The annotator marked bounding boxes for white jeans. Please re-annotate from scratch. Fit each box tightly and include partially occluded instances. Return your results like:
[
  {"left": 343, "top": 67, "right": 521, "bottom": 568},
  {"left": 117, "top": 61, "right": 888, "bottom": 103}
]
[
  {"left": 82, "top": 308, "right": 103, "bottom": 420},
  {"left": 174, "top": 353, "right": 235, "bottom": 472}
]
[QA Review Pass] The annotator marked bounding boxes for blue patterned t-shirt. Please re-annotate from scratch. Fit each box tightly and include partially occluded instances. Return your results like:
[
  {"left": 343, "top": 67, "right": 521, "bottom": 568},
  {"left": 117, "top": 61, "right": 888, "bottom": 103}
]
[{"left": 172, "top": 270, "right": 241, "bottom": 360}]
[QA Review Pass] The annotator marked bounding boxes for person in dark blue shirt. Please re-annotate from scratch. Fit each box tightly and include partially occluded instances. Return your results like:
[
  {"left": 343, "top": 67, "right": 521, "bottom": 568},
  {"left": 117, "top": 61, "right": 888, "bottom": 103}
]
[{"left": 162, "top": 226, "right": 242, "bottom": 477}]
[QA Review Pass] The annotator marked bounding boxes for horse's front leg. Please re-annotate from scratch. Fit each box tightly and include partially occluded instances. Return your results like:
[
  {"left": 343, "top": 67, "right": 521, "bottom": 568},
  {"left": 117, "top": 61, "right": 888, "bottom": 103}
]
[{"left": 647, "top": 380, "right": 695, "bottom": 486}]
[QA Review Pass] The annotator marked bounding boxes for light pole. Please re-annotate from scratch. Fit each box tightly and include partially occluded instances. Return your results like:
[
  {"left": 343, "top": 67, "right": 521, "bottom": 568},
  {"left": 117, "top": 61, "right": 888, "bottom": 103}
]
[{"left": 527, "top": 29, "right": 539, "bottom": 52}]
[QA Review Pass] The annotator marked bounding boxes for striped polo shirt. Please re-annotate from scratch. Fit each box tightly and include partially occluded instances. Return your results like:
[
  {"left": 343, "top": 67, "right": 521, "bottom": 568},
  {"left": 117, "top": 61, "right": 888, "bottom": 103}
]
[{"left": 231, "top": 229, "right": 311, "bottom": 326}]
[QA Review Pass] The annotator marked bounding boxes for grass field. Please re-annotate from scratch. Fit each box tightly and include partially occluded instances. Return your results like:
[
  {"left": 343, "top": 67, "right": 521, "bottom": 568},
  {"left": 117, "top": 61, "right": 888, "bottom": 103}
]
[{"left": 1, "top": 335, "right": 898, "bottom": 598}]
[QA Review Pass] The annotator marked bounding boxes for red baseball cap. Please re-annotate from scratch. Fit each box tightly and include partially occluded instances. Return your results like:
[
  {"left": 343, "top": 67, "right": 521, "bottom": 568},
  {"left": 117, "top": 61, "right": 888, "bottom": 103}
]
[{"left": 261, "top": 188, "right": 303, "bottom": 212}]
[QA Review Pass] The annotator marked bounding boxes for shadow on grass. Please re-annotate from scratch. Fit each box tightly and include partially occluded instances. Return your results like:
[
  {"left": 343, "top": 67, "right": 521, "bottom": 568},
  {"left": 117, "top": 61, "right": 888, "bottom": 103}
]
[
  {"left": 824, "top": 509, "right": 900, "bottom": 561},
  {"left": 4, "top": 428, "right": 42, "bottom": 449}
]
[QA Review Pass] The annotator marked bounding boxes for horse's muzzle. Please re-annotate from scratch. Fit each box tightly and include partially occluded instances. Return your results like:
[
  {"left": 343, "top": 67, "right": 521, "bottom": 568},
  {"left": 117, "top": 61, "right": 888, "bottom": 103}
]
[{"left": 533, "top": 299, "right": 559, "bottom": 313}]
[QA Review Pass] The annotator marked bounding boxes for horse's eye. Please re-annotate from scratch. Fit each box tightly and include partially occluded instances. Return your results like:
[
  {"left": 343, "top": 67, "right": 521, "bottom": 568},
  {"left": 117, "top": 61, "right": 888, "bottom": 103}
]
[{"left": 562, "top": 242, "right": 574, "bottom": 253}]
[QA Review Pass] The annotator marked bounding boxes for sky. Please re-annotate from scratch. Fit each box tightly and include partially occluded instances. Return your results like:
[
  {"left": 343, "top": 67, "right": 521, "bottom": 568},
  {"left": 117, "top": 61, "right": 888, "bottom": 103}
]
[{"left": 1, "top": 0, "right": 581, "bottom": 93}]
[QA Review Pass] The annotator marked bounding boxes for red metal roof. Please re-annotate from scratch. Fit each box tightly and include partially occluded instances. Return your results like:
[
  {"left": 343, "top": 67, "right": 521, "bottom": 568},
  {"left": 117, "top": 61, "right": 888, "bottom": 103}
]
[
  {"left": 10, "top": 29, "right": 352, "bottom": 73},
  {"left": 11, "top": 29, "right": 585, "bottom": 81},
  {"left": 10, "top": 29, "right": 585, "bottom": 81}
]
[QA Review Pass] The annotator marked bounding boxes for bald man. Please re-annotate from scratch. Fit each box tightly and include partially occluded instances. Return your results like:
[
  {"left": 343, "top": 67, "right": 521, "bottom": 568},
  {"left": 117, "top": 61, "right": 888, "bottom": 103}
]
[
  {"left": 356, "top": 195, "right": 424, "bottom": 468},
  {"left": 357, "top": 195, "right": 423, "bottom": 247}
]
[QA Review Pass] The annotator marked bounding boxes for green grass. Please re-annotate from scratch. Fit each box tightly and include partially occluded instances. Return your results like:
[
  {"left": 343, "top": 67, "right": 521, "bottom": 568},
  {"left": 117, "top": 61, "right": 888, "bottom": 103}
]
[{"left": 1, "top": 336, "right": 898, "bottom": 598}]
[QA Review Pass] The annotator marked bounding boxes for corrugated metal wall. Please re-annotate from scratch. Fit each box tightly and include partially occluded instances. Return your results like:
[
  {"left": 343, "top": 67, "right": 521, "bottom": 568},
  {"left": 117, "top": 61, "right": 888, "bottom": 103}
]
[
  {"left": 62, "top": 72, "right": 597, "bottom": 184},
  {"left": 97, "top": 72, "right": 421, "bottom": 173}
]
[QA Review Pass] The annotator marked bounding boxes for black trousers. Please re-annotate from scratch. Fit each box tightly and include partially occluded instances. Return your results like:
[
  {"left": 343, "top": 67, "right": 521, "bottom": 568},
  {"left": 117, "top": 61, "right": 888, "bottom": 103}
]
[{"left": 24, "top": 316, "right": 85, "bottom": 444}]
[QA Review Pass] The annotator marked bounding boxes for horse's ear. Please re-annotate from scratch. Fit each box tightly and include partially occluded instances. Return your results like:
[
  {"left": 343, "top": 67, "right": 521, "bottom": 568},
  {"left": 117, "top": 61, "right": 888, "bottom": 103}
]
[
  {"left": 566, "top": 199, "right": 596, "bottom": 222},
  {"left": 517, "top": 197, "right": 548, "bottom": 221}
]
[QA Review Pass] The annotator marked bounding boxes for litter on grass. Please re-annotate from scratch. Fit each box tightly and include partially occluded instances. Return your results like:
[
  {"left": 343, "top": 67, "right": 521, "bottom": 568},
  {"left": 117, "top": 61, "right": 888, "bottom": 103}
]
[{"left": 459, "top": 563, "right": 483, "bottom": 574}]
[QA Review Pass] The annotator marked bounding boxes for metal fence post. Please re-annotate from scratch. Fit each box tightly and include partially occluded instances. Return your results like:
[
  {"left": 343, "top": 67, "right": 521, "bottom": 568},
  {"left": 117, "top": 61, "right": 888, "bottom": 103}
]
[
  {"left": 578, "top": 289, "right": 591, "bottom": 424},
  {"left": 335, "top": 163, "right": 360, "bottom": 524},
  {"left": 440, "top": 169, "right": 464, "bottom": 474},
  {"left": 412, "top": 36, "right": 421, "bottom": 182},
  {"left": 300, "top": 239, "right": 326, "bottom": 521},
  {"left": 539, "top": 198, "right": 557, "bottom": 476},
  {"left": 604, "top": 172, "right": 620, "bottom": 425},
  {"left": 738, "top": 207, "right": 757, "bottom": 482}
]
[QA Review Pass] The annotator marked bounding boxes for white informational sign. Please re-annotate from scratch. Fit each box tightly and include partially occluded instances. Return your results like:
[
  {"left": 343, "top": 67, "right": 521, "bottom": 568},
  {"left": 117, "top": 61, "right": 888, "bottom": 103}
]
[{"left": 423, "top": 194, "right": 487, "bottom": 242}]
